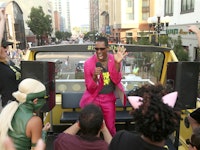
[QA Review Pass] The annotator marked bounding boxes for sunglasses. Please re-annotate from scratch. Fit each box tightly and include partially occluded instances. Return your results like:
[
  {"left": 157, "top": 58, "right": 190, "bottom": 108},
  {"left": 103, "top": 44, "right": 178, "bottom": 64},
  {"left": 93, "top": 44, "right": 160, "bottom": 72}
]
[
  {"left": 95, "top": 47, "right": 106, "bottom": 51},
  {"left": 186, "top": 139, "right": 195, "bottom": 147}
]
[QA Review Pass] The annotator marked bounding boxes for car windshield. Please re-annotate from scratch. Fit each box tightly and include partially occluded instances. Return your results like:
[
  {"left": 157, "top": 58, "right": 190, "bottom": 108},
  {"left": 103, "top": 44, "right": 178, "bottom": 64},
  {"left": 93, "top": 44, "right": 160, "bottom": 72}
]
[{"left": 35, "top": 49, "right": 164, "bottom": 93}]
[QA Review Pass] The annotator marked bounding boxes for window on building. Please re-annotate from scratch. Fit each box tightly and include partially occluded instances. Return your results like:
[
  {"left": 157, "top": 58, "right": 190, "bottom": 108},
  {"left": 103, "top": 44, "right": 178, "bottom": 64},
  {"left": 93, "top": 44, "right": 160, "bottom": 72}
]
[
  {"left": 127, "top": 0, "right": 133, "bottom": 7},
  {"left": 181, "top": 0, "right": 194, "bottom": 13},
  {"left": 142, "top": 12, "right": 149, "bottom": 20},
  {"left": 126, "top": 32, "right": 133, "bottom": 37},
  {"left": 126, "top": 13, "right": 134, "bottom": 20},
  {"left": 126, "top": 32, "right": 133, "bottom": 44},
  {"left": 165, "top": 0, "right": 173, "bottom": 15},
  {"left": 142, "top": 0, "right": 150, "bottom": 20},
  {"left": 126, "top": 0, "right": 134, "bottom": 20}
]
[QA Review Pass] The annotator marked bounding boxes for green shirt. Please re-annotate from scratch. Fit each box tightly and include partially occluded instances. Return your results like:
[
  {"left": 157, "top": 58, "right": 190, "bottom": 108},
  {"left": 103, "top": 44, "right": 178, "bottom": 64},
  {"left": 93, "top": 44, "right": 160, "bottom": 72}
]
[{"left": 8, "top": 104, "right": 34, "bottom": 150}]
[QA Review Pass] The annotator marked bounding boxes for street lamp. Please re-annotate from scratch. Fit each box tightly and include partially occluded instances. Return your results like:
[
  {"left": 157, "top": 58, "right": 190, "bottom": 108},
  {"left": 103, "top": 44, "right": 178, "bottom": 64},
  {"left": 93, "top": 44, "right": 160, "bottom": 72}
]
[{"left": 147, "top": 15, "right": 170, "bottom": 46}]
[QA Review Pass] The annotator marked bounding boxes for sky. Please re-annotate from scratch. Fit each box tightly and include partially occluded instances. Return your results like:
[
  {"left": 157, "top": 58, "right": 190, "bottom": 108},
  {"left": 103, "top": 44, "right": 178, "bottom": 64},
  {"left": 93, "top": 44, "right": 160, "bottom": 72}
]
[{"left": 69, "top": 0, "right": 89, "bottom": 27}]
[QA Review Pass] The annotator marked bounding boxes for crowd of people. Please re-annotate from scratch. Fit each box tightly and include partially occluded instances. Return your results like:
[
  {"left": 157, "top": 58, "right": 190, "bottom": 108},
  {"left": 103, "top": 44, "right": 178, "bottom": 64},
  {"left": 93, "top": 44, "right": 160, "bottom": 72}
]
[{"left": 1, "top": 6, "right": 200, "bottom": 150}]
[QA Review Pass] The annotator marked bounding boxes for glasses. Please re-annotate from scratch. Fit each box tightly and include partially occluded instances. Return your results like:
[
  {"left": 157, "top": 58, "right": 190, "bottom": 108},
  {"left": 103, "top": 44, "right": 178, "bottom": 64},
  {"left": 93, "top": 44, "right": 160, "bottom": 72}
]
[
  {"left": 95, "top": 47, "right": 106, "bottom": 51},
  {"left": 186, "top": 139, "right": 195, "bottom": 147}
]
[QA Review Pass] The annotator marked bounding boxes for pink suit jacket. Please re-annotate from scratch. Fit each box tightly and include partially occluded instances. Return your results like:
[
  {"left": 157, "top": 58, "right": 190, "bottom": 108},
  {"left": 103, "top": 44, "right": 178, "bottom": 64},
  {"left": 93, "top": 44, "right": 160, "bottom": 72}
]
[{"left": 79, "top": 53, "right": 127, "bottom": 107}]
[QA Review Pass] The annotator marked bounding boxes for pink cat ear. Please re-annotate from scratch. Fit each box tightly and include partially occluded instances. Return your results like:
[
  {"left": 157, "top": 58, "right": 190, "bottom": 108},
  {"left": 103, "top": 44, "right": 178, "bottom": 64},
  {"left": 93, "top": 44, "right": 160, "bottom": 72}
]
[
  {"left": 162, "top": 91, "right": 178, "bottom": 108},
  {"left": 128, "top": 96, "right": 143, "bottom": 109}
]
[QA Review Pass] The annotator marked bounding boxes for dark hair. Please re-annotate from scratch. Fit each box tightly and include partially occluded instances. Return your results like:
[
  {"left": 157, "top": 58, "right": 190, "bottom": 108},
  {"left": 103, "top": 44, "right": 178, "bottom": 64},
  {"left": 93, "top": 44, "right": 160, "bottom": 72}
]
[
  {"left": 190, "top": 108, "right": 200, "bottom": 124},
  {"left": 79, "top": 104, "right": 103, "bottom": 137},
  {"left": 191, "top": 128, "right": 200, "bottom": 150},
  {"left": 1, "top": 38, "right": 13, "bottom": 48},
  {"left": 95, "top": 36, "right": 109, "bottom": 47},
  {"left": 131, "top": 84, "right": 180, "bottom": 142}
]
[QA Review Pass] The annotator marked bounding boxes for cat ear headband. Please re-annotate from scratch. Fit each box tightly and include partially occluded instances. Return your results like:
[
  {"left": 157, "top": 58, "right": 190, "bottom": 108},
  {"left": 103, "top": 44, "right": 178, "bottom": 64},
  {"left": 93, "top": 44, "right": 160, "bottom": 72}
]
[{"left": 128, "top": 91, "right": 178, "bottom": 109}]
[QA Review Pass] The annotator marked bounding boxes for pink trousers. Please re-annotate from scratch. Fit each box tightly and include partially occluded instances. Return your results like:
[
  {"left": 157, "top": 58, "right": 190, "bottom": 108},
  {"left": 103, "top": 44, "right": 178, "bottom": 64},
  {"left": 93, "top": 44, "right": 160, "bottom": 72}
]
[{"left": 93, "top": 93, "right": 116, "bottom": 136}]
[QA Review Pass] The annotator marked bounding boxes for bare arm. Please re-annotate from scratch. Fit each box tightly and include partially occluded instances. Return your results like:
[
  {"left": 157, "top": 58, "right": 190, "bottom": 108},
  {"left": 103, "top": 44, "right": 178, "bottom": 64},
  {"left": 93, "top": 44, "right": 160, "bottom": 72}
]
[
  {"left": 188, "top": 25, "right": 200, "bottom": 47},
  {"left": 64, "top": 122, "right": 80, "bottom": 135},
  {"left": 100, "top": 121, "right": 112, "bottom": 144},
  {"left": 0, "top": 8, "right": 5, "bottom": 46},
  {"left": 26, "top": 116, "right": 43, "bottom": 150},
  {"left": 4, "top": 137, "right": 45, "bottom": 150}
]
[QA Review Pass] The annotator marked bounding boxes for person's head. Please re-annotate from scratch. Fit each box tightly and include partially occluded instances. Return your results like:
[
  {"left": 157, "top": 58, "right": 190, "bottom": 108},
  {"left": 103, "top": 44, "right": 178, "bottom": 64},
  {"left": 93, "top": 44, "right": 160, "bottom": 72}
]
[
  {"left": 79, "top": 104, "right": 103, "bottom": 137},
  {"left": 187, "top": 127, "right": 200, "bottom": 150},
  {"left": 95, "top": 36, "right": 109, "bottom": 62},
  {"left": 188, "top": 108, "right": 200, "bottom": 131},
  {"left": 12, "top": 78, "right": 47, "bottom": 111},
  {"left": 0, "top": 78, "right": 46, "bottom": 150},
  {"left": 130, "top": 84, "right": 180, "bottom": 142},
  {"left": 0, "top": 38, "right": 12, "bottom": 63}
]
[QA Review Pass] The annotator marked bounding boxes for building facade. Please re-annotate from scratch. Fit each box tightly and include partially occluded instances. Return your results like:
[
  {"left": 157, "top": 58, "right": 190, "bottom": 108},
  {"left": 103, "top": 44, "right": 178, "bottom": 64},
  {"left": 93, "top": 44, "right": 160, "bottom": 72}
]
[
  {"left": 91, "top": 0, "right": 156, "bottom": 44},
  {"left": 90, "top": 0, "right": 199, "bottom": 61},
  {"left": 162, "top": 0, "right": 200, "bottom": 61},
  {"left": 1, "top": 1, "right": 26, "bottom": 49},
  {"left": 90, "top": 0, "right": 99, "bottom": 32},
  {"left": 52, "top": 0, "right": 71, "bottom": 32},
  {"left": 1, "top": 0, "right": 54, "bottom": 47}
]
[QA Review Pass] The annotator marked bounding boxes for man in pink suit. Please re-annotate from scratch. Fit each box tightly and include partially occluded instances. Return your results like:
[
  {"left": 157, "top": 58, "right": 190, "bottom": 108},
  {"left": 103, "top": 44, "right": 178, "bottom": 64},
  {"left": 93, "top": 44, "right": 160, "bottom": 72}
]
[{"left": 80, "top": 36, "right": 128, "bottom": 136}]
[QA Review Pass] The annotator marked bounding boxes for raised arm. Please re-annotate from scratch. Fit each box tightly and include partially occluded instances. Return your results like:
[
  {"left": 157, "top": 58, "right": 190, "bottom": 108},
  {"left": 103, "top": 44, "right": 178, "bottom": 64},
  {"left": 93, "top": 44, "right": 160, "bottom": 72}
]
[
  {"left": 64, "top": 122, "right": 80, "bottom": 135},
  {"left": 0, "top": 8, "right": 6, "bottom": 46},
  {"left": 100, "top": 120, "right": 112, "bottom": 144},
  {"left": 189, "top": 25, "right": 200, "bottom": 47}
]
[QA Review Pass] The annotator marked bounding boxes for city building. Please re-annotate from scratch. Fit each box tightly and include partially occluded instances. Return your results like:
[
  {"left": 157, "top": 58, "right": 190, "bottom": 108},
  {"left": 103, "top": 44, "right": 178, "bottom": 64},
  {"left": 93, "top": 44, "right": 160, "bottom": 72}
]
[
  {"left": 90, "top": 0, "right": 200, "bottom": 61},
  {"left": 91, "top": 0, "right": 156, "bottom": 44},
  {"left": 90, "top": 0, "right": 99, "bottom": 32},
  {"left": 15, "top": 0, "right": 53, "bottom": 46},
  {"left": 1, "top": 1, "right": 26, "bottom": 49},
  {"left": 54, "top": 10, "right": 61, "bottom": 31},
  {"left": 1, "top": 0, "right": 54, "bottom": 47},
  {"left": 52, "top": 0, "right": 71, "bottom": 32},
  {"left": 161, "top": 0, "right": 200, "bottom": 61}
]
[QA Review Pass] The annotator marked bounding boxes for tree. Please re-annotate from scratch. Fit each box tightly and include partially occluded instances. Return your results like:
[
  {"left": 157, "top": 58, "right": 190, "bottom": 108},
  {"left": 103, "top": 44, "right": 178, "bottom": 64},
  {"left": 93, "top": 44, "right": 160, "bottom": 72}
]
[
  {"left": 158, "top": 35, "right": 169, "bottom": 46},
  {"left": 55, "top": 31, "right": 72, "bottom": 42},
  {"left": 84, "top": 31, "right": 98, "bottom": 42},
  {"left": 55, "top": 31, "right": 62, "bottom": 41},
  {"left": 26, "top": 6, "right": 53, "bottom": 46},
  {"left": 63, "top": 31, "right": 72, "bottom": 40},
  {"left": 137, "top": 32, "right": 150, "bottom": 45},
  {"left": 173, "top": 36, "right": 189, "bottom": 61}
]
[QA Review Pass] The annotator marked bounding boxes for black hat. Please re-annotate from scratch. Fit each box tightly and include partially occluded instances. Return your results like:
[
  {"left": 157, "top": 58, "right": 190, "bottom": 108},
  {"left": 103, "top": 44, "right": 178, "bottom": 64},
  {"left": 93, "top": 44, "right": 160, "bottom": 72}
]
[
  {"left": 1, "top": 38, "right": 13, "bottom": 48},
  {"left": 190, "top": 108, "right": 200, "bottom": 124}
]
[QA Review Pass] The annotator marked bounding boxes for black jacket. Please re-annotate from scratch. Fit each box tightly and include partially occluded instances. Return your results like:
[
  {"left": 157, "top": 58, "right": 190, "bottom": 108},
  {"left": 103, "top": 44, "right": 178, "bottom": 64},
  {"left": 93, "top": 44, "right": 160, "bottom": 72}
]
[{"left": 0, "top": 61, "right": 21, "bottom": 106}]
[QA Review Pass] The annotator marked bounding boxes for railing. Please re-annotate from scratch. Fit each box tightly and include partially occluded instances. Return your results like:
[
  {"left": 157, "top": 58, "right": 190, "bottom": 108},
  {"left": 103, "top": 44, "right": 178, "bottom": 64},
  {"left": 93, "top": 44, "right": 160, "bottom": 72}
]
[{"left": 55, "top": 78, "right": 154, "bottom": 93}]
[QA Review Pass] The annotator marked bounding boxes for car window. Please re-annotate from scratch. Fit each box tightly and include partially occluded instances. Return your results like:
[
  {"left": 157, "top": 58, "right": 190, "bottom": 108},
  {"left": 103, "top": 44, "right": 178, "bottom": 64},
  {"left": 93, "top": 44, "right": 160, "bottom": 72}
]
[{"left": 35, "top": 51, "right": 164, "bottom": 93}]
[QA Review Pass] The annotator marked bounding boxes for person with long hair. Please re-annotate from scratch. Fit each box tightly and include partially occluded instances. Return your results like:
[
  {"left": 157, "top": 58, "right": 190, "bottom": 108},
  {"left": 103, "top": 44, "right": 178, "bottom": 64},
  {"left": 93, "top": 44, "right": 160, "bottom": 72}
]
[
  {"left": 0, "top": 8, "right": 5, "bottom": 45},
  {"left": 0, "top": 78, "right": 50, "bottom": 150},
  {"left": 0, "top": 8, "right": 21, "bottom": 108}
]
